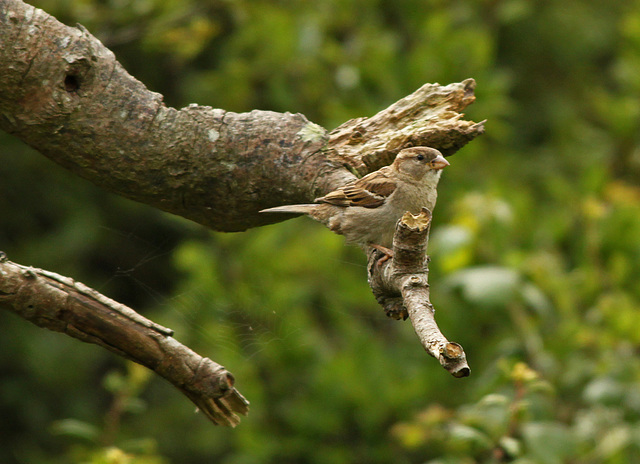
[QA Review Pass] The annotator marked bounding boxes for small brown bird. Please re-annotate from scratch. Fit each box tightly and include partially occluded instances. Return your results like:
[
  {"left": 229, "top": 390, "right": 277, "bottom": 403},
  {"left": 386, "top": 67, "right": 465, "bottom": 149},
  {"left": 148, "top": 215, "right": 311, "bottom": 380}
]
[{"left": 261, "top": 147, "right": 449, "bottom": 256}]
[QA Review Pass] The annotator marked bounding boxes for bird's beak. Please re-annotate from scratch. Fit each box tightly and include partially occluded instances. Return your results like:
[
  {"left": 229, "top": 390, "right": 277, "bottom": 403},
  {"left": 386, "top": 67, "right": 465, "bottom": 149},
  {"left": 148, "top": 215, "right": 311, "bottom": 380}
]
[{"left": 430, "top": 155, "right": 450, "bottom": 170}]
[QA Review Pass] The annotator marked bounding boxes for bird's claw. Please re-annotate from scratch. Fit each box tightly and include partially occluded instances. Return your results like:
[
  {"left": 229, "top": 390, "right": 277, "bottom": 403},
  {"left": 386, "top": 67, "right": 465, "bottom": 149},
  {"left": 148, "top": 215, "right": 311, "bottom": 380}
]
[{"left": 370, "top": 244, "right": 394, "bottom": 266}]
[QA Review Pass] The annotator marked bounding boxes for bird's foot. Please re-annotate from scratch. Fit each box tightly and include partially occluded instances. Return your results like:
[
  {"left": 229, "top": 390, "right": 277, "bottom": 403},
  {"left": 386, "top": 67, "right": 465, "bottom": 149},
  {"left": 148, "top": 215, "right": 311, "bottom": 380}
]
[{"left": 370, "top": 244, "right": 394, "bottom": 265}]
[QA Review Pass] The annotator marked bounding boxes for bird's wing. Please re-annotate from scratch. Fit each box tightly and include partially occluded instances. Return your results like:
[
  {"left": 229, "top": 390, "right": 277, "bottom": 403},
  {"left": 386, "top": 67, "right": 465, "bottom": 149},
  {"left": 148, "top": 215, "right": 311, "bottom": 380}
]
[{"left": 317, "top": 168, "right": 397, "bottom": 208}]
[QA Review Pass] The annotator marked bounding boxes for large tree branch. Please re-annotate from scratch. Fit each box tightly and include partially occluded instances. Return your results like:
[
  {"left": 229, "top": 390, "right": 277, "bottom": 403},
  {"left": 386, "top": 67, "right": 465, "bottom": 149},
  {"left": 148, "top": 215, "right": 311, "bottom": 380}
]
[
  {"left": 0, "top": 252, "right": 249, "bottom": 426},
  {"left": 1, "top": 0, "right": 482, "bottom": 424},
  {"left": 0, "top": 0, "right": 483, "bottom": 233},
  {"left": 0, "top": 0, "right": 337, "bottom": 232}
]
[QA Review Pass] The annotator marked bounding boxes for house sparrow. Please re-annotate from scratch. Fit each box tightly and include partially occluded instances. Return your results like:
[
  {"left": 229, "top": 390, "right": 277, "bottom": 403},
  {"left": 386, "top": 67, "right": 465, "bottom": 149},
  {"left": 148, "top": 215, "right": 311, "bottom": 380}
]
[{"left": 260, "top": 147, "right": 449, "bottom": 255}]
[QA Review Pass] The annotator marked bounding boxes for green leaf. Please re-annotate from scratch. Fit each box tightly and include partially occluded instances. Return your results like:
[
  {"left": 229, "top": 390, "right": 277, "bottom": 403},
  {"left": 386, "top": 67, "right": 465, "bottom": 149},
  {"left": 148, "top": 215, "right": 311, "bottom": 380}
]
[
  {"left": 522, "top": 422, "right": 576, "bottom": 464},
  {"left": 49, "top": 418, "right": 100, "bottom": 443},
  {"left": 446, "top": 265, "right": 521, "bottom": 307},
  {"left": 447, "top": 423, "right": 493, "bottom": 453},
  {"left": 583, "top": 377, "right": 624, "bottom": 405},
  {"left": 499, "top": 436, "right": 522, "bottom": 458}
]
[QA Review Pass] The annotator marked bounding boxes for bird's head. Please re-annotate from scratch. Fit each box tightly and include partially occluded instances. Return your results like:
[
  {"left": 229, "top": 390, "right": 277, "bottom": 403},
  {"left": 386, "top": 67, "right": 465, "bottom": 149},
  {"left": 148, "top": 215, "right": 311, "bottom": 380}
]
[{"left": 393, "top": 147, "right": 449, "bottom": 181}]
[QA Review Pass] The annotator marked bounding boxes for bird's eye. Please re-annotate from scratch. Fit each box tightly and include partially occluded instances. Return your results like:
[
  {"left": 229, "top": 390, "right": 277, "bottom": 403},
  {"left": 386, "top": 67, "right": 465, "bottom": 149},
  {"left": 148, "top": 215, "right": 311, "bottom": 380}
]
[{"left": 416, "top": 154, "right": 425, "bottom": 161}]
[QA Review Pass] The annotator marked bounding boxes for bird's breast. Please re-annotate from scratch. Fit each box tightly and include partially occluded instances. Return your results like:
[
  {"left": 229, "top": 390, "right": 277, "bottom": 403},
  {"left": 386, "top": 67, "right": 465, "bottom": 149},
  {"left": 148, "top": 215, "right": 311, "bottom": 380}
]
[{"left": 392, "top": 183, "right": 438, "bottom": 214}]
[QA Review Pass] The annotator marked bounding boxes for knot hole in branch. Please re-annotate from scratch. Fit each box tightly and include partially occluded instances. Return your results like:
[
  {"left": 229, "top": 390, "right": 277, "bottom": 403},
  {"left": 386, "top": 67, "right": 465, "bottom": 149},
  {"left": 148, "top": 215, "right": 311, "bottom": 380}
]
[
  {"left": 64, "top": 74, "right": 80, "bottom": 92},
  {"left": 62, "top": 55, "right": 95, "bottom": 94}
]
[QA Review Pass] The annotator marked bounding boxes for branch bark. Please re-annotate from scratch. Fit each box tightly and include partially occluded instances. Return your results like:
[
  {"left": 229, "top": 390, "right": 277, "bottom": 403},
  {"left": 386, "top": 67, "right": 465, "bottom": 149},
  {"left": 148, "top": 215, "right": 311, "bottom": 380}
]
[
  {"left": 0, "top": 0, "right": 483, "bottom": 233},
  {"left": 0, "top": 253, "right": 249, "bottom": 426},
  {"left": 368, "top": 209, "right": 470, "bottom": 378}
]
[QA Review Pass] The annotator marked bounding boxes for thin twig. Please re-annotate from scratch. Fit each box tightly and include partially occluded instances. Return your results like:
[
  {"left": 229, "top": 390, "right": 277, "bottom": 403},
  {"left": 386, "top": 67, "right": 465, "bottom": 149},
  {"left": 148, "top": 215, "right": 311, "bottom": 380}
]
[{"left": 367, "top": 209, "right": 470, "bottom": 377}]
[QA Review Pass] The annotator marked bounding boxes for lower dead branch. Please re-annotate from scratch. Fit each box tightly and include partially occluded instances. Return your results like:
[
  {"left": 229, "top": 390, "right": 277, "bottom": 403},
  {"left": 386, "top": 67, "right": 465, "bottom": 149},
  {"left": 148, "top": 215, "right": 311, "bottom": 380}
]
[
  {"left": 367, "top": 209, "right": 470, "bottom": 378},
  {"left": 0, "top": 252, "right": 249, "bottom": 426}
]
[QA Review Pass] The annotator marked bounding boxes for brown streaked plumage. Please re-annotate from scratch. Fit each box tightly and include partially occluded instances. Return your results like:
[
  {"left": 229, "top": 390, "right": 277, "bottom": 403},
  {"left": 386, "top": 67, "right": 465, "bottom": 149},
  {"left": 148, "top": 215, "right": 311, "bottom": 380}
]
[{"left": 260, "top": 147, "right": 449, "bottom": 252}]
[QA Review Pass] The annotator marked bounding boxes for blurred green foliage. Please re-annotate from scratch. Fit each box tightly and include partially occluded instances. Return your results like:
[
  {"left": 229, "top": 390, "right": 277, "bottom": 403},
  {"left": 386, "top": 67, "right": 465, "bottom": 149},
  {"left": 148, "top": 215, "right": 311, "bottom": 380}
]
[{"left": 3, "top": 0, "right": 640, "bottom": 462}]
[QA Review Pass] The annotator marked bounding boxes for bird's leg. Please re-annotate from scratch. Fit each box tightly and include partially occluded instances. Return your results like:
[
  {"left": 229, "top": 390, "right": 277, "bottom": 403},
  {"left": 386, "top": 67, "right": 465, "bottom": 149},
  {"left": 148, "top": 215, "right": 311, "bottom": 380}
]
[{"left": 370, "top": 244, "right": 394, "bottom": 265}]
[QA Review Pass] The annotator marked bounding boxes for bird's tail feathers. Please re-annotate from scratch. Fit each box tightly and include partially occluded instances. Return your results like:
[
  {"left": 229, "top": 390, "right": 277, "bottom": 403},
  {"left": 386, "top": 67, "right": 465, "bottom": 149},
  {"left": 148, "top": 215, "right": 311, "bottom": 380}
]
[{"left": 260, "top": 204, "right": 316, "bottom": 215}]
